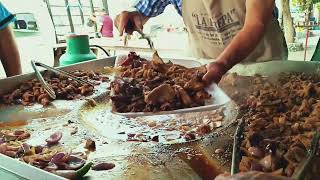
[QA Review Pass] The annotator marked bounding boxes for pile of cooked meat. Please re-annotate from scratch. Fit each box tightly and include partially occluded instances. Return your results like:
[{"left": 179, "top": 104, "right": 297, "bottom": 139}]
[
  {"left": 0, "top": 70, "right": 109, "bottom": 106},
  {"left": 225, "top": 73, "right": 320, "bottom": 177},
  {"left": 111, "top": 52, "right": 211, "bottom": 113}
]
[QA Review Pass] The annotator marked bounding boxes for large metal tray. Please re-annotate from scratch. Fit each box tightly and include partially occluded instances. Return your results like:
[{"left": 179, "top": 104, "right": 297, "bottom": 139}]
[
  {"left": 0, "top": 154, "right": 63, "bottom": 180},
  {"left": 1, "top": 58, "right": 318, "bottom": 180},
  {"left": 228, "top": 60, "right": 320, "bottom": 76},
  {"left": 0, "top": 57, "right": 115, "bottom": 180},
  {"left": 0, "top": 56, "right": 238, "bottom": 180},
  {"left": 0, "top": 57, "right": 115, "bottom": 95}
]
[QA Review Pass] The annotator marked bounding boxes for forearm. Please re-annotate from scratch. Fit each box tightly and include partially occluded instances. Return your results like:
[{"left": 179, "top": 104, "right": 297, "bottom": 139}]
[
  {"left": 137, "top": 12, "right": 150, "bottom": 26},
  {"left": 215, "top": 24, "right": 265, "bottom": 72},
  {"left": 0, "top": 27, "right": 21, "bottom": 77},
  {"left": 203, "top": 0, "right": 275, "bottom": 84},
  {"left": 216, "top": 0, "right": 275, "bottom": 72}
]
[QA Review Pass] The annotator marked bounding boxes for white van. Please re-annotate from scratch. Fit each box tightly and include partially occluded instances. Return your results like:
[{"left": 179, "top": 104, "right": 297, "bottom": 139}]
[{"left": 0, "top": 0, "right": 56, "bottom": 78}]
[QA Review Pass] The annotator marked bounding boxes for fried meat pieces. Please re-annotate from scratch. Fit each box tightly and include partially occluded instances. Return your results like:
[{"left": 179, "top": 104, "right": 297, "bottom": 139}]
[
  {"left": 111, "top": 52, "right": 211, "bottom": 113},
  {"left": 230, "top": 73, "right": 320, "bottom": 177},
  {"left": 0, "top": 71, "right": 108, "bottom": 106}
]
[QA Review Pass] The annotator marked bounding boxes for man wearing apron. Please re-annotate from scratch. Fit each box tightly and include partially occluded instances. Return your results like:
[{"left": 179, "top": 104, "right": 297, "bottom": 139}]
[{"left": 115, "top": 0, "right": 287, "bottom": 84}]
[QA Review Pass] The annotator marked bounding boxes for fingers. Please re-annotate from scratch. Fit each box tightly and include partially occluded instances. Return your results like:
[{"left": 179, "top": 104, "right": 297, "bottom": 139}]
[
  {"left": 202, "top": 63, "right": 223, "bottom": 84},
  {"left": 117, "top": 12, "right": 129, "bottom": 36},
  {"left": 114, "top": 15, "right": 120, "bottom": 30},
  {"left": 125, "top": 22, "right": 134, "bottom": 35},
  {"left": 133, "top": 15, "right": 143, "bottom": 31},
  {"left": 115, "top": 11, "right": 144, "bottom": 36},
  {"left": 203, "top": 70, "right": 217, "bottom": 84},
  {"left": 202, "top": 64, "right": 213, "bottom": 83}
]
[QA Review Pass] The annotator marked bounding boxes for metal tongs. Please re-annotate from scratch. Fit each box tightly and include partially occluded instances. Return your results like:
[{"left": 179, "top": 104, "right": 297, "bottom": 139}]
[
  {"left": 125, "top": 20, "right": 155, "bottom": 50},
  {"left": 31, "top": 60, "right": 95, "bottom": 100},
  {"left": 135, "top": 28, "right": 155, "bottom": 50}
]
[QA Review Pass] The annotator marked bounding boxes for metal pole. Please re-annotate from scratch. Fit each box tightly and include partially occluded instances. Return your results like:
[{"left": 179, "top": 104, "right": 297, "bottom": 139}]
[
  {"left": 44, "top": 0, "right": 59, "bottom": 43},
  {"left": 64, "top": 0, "right": 75, "bottom": 33},
  {"left": 77, "top": 0, "right": 85, "bottom": 25},
  {"left": 89, "top": 0, "right": 99, "bottom": 37},
  {"left": 304, "top": 29, "right": 309, "bottom": 61},
  {"left": 102, "top": 0, "right": 109, "bottom": 15}
]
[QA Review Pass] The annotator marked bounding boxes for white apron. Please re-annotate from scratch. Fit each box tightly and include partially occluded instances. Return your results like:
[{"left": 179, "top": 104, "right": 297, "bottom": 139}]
[{"left": 182, "top": 0, "right": 288, "bottom": 62}]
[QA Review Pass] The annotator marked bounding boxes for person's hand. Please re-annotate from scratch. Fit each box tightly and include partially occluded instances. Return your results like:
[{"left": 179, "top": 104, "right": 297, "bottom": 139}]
[
  {"left": 89, "top": 15, "right": 97, "bottom": 22},
  {"left": 215, "top": 171, "right": 291, "bottom": 180},
  {"left": 114, "top": 11, "right": 147, "bottom": 36},
  {"left": 202, "top": 61, "right": 229, "bottom": 84}
]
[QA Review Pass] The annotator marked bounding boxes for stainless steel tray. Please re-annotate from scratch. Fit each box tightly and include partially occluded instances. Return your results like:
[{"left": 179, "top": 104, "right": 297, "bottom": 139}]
[
  {"left": 0, "top": 56, "right": 238, "bottom": 180},
  {"left": 0, "top": 154, "right": 64, "bottom": 180},
  {"left": 0, "top": 57, "right": 115, "bottom": 180},
  {"left": 1, "top": 58, "right": 318, "bottom": 180},
  {"left": 229, "top": 60, "right": 320, "bottom": 76},
  {"left": 0, "top": 57, "right": 115, "bottom": 95}
]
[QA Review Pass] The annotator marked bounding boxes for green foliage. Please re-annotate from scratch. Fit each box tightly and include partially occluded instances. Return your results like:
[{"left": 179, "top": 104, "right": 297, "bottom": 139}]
[
  {"left": 317, "top": 2, "right": 320, "bottom": 10},
  {"left": 292, "top": 0, "right": 320, "bottom": 11}
]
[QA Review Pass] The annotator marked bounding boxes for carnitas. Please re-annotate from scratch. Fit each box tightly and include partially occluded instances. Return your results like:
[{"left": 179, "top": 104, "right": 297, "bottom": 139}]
[
  {"left": 0, "top": 70, "right": 109, "bottom": 106},
  {"left": 111, "top": 52, "right": 211, "bottom": 113},
  {"left": 224, "top": 73, "right": 320, "bottom": 178}
]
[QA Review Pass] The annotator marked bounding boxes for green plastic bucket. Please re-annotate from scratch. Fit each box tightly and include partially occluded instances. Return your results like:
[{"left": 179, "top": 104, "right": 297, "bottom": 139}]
[{"left": 59, "top": 34, "right": 97, "bottom": 66}]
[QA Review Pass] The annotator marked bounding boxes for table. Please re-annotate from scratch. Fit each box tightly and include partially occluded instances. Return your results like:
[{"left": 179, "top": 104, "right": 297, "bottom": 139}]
[{"left": 53, "top": 37, "right": 186, "bottom": 66}]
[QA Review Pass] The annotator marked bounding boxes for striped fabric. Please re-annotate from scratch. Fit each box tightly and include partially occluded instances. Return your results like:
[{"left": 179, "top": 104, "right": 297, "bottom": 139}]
[
  {"left": 135, "top": 0, "right": 182, "bottom": 17},
  {"left": 135, "top": 0, "right": 278, "bottom": 18}
]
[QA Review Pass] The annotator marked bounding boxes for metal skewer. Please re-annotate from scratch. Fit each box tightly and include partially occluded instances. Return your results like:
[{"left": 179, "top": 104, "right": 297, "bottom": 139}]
[{"left": 31, "top": 60, "right": 95, "bottom": 100}]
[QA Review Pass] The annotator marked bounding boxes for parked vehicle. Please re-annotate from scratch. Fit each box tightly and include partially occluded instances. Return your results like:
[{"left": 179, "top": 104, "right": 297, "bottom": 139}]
[{"left": 1, "top": 0, "right": 56, "bottom": 77}]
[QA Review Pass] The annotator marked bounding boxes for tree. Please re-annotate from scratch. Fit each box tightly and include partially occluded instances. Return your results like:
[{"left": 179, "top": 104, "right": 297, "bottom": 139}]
[
  {"left": 292, "top": 0, "right": 320, "bottom": 23},
  {"left": 281, "top": 0, "right": 295, "bottom": 43},
  {"left": 292, "top": 0, "right": 318, "bottom": 10}
]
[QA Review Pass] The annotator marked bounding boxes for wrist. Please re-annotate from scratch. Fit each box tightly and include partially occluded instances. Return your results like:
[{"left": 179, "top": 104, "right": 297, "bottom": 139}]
[
  {"left": 214, "top": 60, "right": 231, "bottom": 74},
  {"left": 215, "top": 49, "right": 239, "bottom": 73},
  {"left": 131, "top": 11, "right": 149, "bottom": 26},
  {"left": 136, "top": 12, "right": 149, "bottom": 25}
]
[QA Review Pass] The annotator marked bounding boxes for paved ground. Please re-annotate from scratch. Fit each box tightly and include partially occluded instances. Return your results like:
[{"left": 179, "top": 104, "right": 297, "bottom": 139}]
[{"left": 288, "top": 36, "right": 319, "bottom": 61}]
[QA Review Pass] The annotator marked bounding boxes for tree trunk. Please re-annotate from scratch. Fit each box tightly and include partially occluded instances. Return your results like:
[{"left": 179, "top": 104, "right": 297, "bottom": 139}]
[
  {"left": 305, "top": 5, "right": 313, "bottom": 26},
  {"left": 281, "top": 0, "right": 295, "bottom": 43}
]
